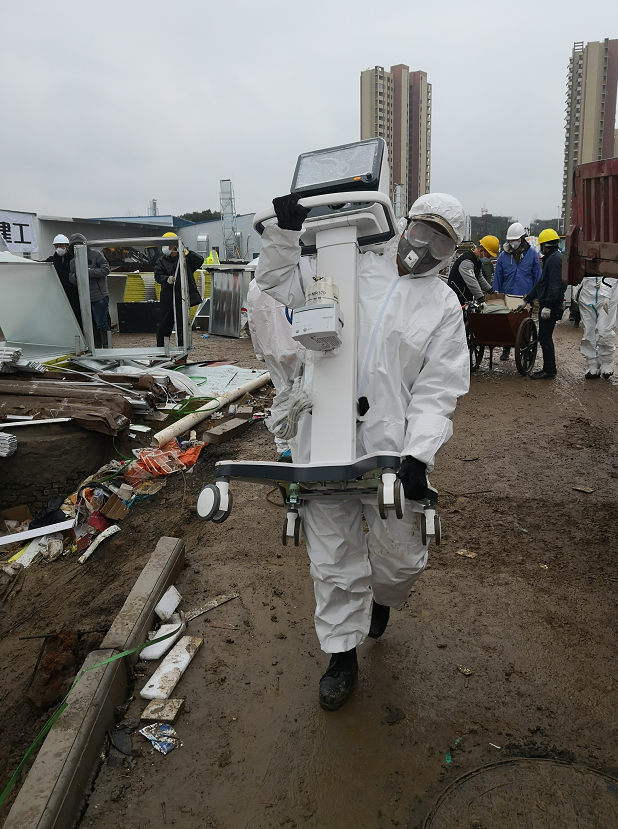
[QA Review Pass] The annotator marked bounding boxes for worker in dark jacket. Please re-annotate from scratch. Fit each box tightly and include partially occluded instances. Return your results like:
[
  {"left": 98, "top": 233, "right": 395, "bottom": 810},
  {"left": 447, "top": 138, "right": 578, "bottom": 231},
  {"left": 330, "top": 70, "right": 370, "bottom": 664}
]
[
  {"left": 68, "top": 233, "right": 110, "bottom": 348},
  {"left": 154, "top": 232, "right": 202, "bottom": 348},
  {"left": 45, "top": 234, "right": 82, "bottom": 329},
  {"left": 518, "top": 229, "right": 566, "bottom": 379},
  {"left": 447, "top": 236, "right": 499, "bottom": 304}
]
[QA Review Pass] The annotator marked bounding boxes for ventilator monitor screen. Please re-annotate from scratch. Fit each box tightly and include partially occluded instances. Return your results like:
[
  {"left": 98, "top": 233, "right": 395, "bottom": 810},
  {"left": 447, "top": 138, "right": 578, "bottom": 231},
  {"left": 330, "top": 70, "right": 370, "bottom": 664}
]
[{"left": 291, "top": 139, "right": 384, "bottom": 198}]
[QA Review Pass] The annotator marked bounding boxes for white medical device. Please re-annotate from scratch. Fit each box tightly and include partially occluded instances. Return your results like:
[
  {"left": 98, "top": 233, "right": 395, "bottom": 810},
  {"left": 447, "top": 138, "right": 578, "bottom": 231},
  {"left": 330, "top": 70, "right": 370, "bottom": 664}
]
[
  {"left": 291, "top": 303, "right": 343, "bottom": 351},
  {"left": 197, "top": 138, "right": 440, "bottom": 544}
]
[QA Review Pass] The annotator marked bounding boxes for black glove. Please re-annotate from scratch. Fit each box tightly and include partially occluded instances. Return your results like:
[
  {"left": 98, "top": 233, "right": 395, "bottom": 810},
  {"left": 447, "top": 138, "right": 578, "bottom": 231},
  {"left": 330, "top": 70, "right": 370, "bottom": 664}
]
[
  {"left": 398, "top": 456, "right": 427, "bottom": 501},
  {"left": 272, "top": 193, "right": 309, "bottom": 231}
]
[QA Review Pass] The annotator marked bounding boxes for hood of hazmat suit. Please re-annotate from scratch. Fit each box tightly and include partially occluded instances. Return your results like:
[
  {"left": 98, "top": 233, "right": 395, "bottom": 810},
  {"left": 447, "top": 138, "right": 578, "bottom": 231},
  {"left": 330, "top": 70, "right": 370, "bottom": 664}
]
[
  {"left": 255, "top": 192, "right": 470, "bottom": 470},
  {"left": 407, "top": 193, "right": 466, "bottom": 245},
  {"left": 397, "top": 194, "right": 465, "bottom": 277}
]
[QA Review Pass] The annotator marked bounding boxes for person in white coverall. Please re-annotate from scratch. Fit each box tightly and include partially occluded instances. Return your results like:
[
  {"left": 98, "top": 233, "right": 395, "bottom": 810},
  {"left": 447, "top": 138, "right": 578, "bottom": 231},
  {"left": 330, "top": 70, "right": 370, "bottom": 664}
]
[
  {"left": 578, "top": 276, "right": 618, "bottom": 379},
  {"left": 256, "top": 192, "right": 470, "bottom": 710},
  {"left": 246, "top": 277, "right": 305, "bottom": 458}
]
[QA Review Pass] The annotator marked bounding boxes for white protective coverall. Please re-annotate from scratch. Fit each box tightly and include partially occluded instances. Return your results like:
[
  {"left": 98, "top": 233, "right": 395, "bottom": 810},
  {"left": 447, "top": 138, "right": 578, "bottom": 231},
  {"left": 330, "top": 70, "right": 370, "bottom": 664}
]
[
  {"left": 255, "top": 194, "right": 470, "bottom": 653},
  {"left": 246, "top": 277, "right": 305, "bottom": 453},
  {"left": 578, "top": 276, "right": 618, "bottom": 376}
]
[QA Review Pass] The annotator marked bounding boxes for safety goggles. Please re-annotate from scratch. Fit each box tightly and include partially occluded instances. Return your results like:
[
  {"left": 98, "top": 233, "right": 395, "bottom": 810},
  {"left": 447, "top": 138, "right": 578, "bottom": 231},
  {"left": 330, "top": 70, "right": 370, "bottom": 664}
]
[{"left": 405, "top": 221, "right": 454, "bottom": 259}]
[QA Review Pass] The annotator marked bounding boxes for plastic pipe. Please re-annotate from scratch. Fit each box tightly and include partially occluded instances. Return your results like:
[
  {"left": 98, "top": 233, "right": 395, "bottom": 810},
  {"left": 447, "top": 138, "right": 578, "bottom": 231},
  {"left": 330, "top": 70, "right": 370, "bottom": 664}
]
[{"left": 151, "top": 371, "right": 271, "bottom": 447}]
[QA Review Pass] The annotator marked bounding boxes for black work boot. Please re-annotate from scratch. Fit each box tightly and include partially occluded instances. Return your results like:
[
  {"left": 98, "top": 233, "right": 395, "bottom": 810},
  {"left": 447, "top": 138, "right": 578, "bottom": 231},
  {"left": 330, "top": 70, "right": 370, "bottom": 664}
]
[
  {"left": 368, "top": 601, "right": 390, "bottom": 639},
  {"left": 500, "top": 347, "right": 511, "bottom": 361},
  {"left": 530, "top": 370, "right": 556, "bottom": 379},
  {"left": 318, "top": 648, "right": 358, "bottom": 711}
]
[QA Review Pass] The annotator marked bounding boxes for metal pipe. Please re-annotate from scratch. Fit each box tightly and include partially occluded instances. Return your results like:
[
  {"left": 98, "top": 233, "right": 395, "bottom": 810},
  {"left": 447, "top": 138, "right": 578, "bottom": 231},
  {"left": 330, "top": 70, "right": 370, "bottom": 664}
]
[{"left": 151, "top": 371, "right": 271, "bottom": 447}]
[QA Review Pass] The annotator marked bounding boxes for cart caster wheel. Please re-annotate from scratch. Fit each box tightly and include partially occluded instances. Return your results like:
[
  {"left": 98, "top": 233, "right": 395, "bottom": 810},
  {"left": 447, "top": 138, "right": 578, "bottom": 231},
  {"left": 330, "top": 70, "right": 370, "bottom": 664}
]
[
  {"left": 197, "top": 484, "right": 220, "bottom": 521},
  {"left": 377, "top": 480, "right": 388, "bottom": 519},
  {"left": 394, "top": 478, "right": 404, "bottom": 519},
  {"left": 434, "top": 515, "right": 441, "bottom": 545},
  {"left": 211, "top": 490, "right": 233, "bottom": 524},
  {"left": 282, "top": 511, "right": 301, "bottom": 546},
  {"left": 293, "top": 515, "right": 302, "bottom": 546},
  {"left": 420, "top": 512, "right": 427, "bottom": 546}
]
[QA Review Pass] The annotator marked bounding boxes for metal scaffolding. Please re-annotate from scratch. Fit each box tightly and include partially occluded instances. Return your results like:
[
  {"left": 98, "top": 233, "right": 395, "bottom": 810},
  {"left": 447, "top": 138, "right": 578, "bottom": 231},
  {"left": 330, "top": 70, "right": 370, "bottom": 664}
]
[{"left": 220, "top": 179, "right": 240, "bottom": 259}]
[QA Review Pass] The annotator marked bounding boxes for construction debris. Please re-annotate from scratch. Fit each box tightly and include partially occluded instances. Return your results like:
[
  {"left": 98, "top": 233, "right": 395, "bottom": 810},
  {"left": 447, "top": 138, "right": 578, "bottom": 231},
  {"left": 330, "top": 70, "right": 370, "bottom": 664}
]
[
  {"left": 202, "top": 416, "right": 255, "bottom": 445},
  {"left": 154, "top": 585, "right": 182, "bottom": 622},
  {"left": 141, "top": 699, "right": 185, "bottom": 724},
  {"left": 0, "top": 432, "right": 17, "bottom": 457},
  {"left": 139, "top": 722, "right": 183, "bottom": 755},
  {"left": 140, "top": 636, "right": 203, "bottom": 700},
  {"left": 141, "top": 614, "right": 186, "bottom": 661},
  {"left": 78, "top": 525, "right": 120, "bottom": 564},
  {"left": 185, "top": 593, "right": 240, "bottom": 622}
]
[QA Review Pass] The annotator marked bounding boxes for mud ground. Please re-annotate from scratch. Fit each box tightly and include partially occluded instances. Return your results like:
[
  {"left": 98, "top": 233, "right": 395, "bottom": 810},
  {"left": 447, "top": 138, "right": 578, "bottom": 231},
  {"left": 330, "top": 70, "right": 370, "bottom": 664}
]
[{"left": 1, "top": 321, "right": 617, "bottom": 828}]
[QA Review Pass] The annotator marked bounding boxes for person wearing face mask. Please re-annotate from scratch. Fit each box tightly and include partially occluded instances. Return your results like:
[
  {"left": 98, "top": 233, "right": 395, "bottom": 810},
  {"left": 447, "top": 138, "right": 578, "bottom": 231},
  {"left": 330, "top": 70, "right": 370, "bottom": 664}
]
[
  {"left": 256, "top": 192, "right": 470, "bottom": 710},
  {"left": 447, "top": 236, "right": 500, "bottom": 305},
  {"left": 154, "top": 232, "right": 203, "bottom": 348},
  {"left": 516, "top": 228, "right": 566, "bottom": 379},
  {"left": 493, "top": 222, "right": 542, "bottom": 360},
  {"left": 44, "top": 234, "right": 82, "bottom": 328}
]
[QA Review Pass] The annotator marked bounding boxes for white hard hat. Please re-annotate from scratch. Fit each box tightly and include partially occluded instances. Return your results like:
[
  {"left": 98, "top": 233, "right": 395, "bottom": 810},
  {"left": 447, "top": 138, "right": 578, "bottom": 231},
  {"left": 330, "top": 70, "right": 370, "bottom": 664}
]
[
  {"left": 53, "top": 234, "right": 70, "bottom": 245},
  {"left": 408, "top": 193, "right": 466, "bottom": 245},
  {"left": 506, "top": 222, "right": 525, "bottom": 240}
]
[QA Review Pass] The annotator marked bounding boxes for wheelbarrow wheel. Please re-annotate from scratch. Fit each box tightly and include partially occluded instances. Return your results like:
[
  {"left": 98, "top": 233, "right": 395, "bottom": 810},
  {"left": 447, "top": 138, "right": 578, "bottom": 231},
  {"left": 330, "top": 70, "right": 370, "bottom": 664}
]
[{"left": 514, "top": 316, "right": 538, "bottom": 375}]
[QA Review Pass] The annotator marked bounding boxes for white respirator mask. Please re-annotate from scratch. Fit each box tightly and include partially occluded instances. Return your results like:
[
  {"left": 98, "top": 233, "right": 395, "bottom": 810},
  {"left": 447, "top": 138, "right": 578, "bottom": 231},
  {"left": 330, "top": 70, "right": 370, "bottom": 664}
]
[
  {"left": 509, "top": 240, "right": 521, "bottom": 251},
  {"left": 162, "top": 246, "right": 173, "bottom": 256},
  {"left": 397, "top": 221, "right": 456, "bottom": 276},
  {"left": 55, "top": 246, "right": 67, "bottom": 256}
]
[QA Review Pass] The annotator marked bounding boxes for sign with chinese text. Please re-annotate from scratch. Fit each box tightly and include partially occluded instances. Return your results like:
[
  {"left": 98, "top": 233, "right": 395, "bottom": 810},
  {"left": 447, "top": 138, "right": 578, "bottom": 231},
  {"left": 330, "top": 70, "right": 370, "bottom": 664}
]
[{"left": 0, "top": 210, "right": 38, "bottom": 254}]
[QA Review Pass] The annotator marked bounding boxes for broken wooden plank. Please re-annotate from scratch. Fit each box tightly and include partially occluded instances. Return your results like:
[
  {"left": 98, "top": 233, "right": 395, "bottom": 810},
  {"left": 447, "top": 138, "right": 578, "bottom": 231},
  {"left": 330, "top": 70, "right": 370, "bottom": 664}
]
[{"left": 202, "top": 417, "right": 255, "bottom": 445}]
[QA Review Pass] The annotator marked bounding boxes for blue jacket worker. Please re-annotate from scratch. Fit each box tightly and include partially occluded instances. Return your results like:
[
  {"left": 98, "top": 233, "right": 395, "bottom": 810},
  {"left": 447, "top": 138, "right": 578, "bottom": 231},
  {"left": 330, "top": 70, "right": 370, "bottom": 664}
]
[
  {"left": 493, "top": 221, "right": 541, "bottom": 295},
  {"left": 493, "top": 222, "right": 542, "bottom": 360}
]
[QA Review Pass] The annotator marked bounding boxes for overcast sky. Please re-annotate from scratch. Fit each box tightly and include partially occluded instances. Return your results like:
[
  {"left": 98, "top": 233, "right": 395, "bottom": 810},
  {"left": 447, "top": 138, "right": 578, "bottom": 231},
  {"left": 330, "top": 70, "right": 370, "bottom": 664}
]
[{"left": 1, "top": 0, "right": 616, "bottom": 228}]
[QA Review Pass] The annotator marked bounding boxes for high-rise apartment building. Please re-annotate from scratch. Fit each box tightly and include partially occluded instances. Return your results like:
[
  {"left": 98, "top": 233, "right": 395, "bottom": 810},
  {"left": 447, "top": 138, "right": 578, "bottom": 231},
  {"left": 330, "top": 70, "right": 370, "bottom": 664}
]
[
  {"left": 360, "top": 64, "right": 431, "bottom": 212},
  {"left": 562, "top": 38, "right": 618, "bottom": 228}
]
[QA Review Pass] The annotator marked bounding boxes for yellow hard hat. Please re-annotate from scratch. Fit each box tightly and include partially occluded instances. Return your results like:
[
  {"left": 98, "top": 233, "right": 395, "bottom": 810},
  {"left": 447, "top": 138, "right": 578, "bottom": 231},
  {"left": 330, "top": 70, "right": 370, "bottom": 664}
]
[
  {"left": 163, "top": 231, "right": 178, "bottom": 239},
  {"left": 537, "top": 228, "right": 560, "bottom": 245},
  {"left": 479, "top": 235, "right": 500, "bottom": 258}
]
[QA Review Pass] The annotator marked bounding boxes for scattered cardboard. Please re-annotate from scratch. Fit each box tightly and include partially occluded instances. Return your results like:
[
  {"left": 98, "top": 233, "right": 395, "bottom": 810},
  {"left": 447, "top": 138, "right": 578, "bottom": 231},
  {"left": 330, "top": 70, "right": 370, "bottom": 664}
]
[{"left": 100, "top": 494, "right": 129, "bottom": 521}]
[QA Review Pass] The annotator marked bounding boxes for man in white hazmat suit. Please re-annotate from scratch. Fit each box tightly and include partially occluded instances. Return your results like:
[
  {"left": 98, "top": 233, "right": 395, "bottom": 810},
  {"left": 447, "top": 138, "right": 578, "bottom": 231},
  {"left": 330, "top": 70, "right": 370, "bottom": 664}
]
[
  {"left": 578, "top": 275, "right": 618, "bottom": 379},
  {"left": 246, "top": 276, "right": 305, "bottom": 458},
  {"left": 256, "top": 192, "right": 470, "bottom": 710}
]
